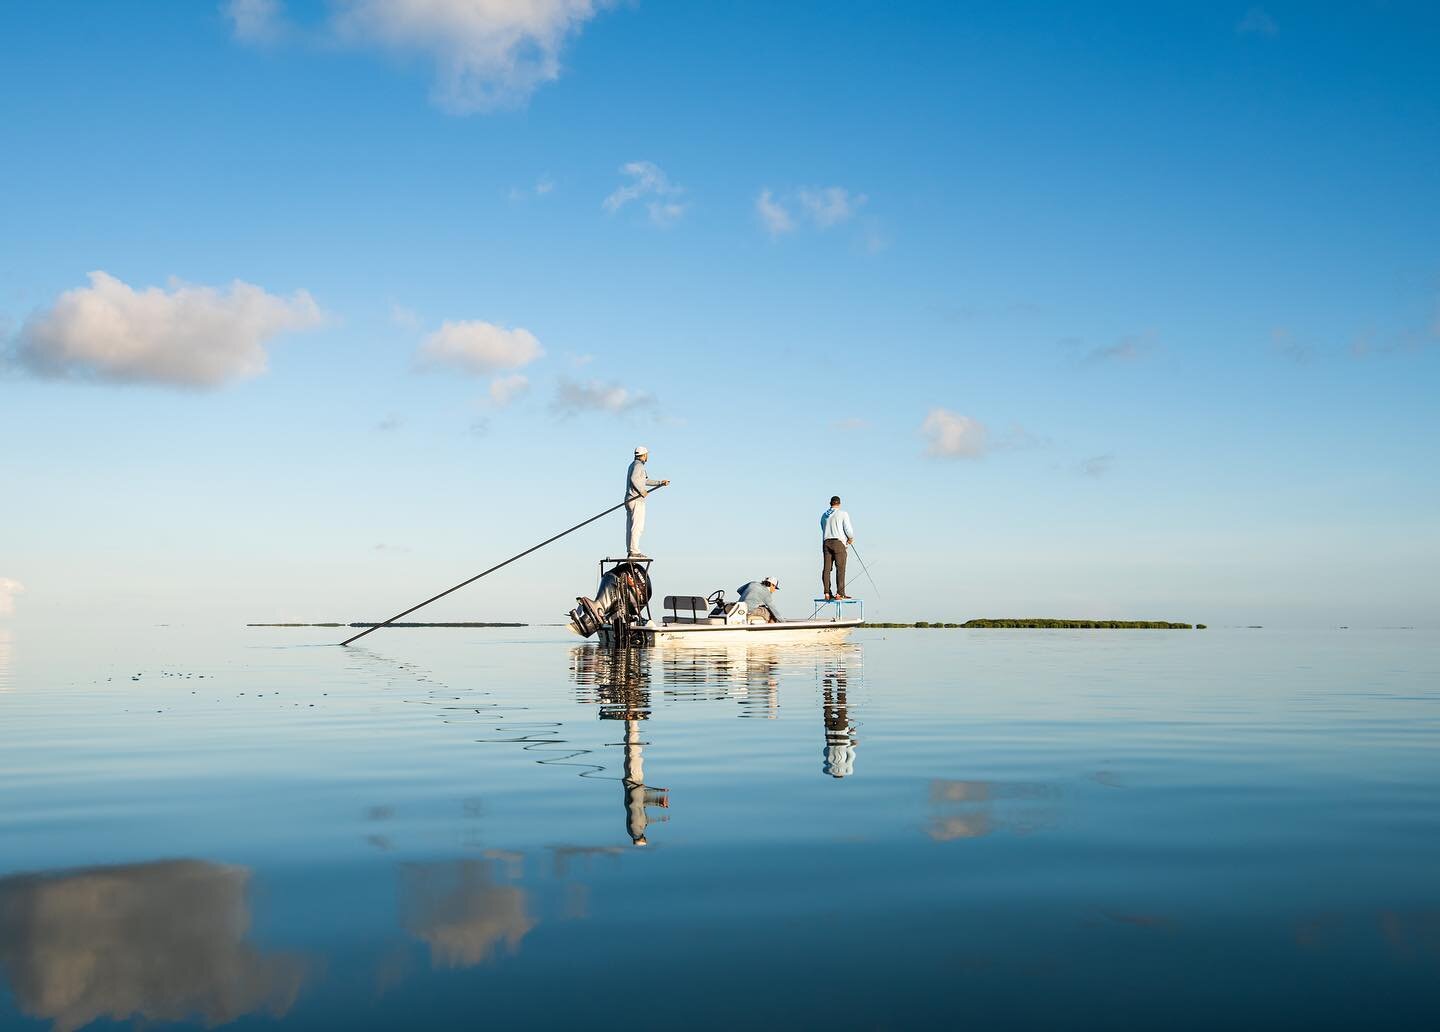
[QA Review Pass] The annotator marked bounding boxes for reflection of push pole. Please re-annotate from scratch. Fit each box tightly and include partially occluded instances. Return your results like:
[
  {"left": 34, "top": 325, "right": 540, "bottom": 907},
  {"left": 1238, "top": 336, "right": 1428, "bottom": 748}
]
[{"left": 341, "top": 485, "right": 668, "bottom": 646}]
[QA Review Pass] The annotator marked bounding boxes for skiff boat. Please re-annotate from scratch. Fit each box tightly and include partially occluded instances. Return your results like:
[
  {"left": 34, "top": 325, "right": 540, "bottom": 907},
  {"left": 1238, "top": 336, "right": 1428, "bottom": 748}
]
[{"left": 567, "top": 558, "right": 863, "bottom": 647}]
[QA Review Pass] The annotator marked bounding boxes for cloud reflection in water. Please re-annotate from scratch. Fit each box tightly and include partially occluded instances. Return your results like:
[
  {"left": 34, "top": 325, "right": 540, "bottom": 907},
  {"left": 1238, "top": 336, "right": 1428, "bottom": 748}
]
[
  {"left": 927, "top": 779, "right": 1059, "bottom": 841},
  {"left": 401, "top": 859, "right": 534, "bottom": 969},
  {"left": 0, "top": 860, "right": 306, "bottom": 1032}
]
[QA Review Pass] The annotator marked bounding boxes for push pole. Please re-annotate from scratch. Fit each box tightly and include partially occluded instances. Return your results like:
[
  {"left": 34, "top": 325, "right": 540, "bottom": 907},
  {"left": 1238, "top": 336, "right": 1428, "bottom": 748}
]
[{"left": 340, "top": 484, "right": 668, "bottom": 647}]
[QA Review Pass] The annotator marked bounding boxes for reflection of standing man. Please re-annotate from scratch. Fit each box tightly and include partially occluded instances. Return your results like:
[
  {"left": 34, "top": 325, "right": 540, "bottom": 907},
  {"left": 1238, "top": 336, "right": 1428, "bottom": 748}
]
[
  {"left": 625, "top": 446, "right": 668, "bottom": 559},
  {"left": 820, "top": 495, "right": 855, "bottom": 600},
  {"left": 619, "top": 716, "right": 670, "bottom": 846},
  {"left": 822, "top": 670, "right": 857, "bottom": 778},
  {"left": 622, "top": 718, "right": 650, "bottom": 845}
]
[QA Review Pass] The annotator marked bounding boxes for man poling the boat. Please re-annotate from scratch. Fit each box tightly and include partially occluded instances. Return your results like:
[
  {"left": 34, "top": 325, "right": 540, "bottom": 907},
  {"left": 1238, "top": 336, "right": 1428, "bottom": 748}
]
[
  {"left": 625, "top": 445, "right": 669, "bottom": 560},
  {"left": 736, "top": 577, "right": 783, "bottom": 623},
  {"left": 821, "top": 495, "right": 855, "bottom": 600}
]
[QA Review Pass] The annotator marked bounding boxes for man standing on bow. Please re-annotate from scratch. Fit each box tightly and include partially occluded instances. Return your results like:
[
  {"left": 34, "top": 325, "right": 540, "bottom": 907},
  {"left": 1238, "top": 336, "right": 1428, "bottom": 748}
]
[
  {"left": 820, "top": 495, "right": 855, "bottom": 600},
  {"left": 624, "top": 446, "right": 668, "bottom": 559}
]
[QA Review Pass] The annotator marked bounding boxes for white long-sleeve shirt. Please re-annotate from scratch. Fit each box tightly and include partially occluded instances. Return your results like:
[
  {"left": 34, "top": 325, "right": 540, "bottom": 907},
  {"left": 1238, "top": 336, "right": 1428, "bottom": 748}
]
[
  {"left": 821, "top": 507, "right": 854, "bottom": 542},
  {"left": 626, "top": 459, "right": 662, "bottom": 502}
]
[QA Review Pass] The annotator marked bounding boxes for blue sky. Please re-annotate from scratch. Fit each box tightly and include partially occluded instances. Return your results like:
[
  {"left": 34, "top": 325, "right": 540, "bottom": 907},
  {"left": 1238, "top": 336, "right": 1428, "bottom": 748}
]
[{"left": 2, "top": 0, "right": 1437, "bottom": 628}]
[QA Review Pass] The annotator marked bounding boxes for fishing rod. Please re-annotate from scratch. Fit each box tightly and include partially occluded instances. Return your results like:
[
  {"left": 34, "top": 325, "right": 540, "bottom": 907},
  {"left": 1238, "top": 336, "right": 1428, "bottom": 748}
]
[
  {"left": 849, "top": 542, "right": 881, "bottom": 599},
  {"left": 340, "top": 484, "right": 668, "bottom": 647}
]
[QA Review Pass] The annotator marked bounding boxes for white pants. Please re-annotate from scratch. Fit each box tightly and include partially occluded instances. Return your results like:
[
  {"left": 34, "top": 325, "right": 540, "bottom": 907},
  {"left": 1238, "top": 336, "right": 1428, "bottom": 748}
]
[{"left": 625, "top": 498, "right": 645, "bottom": 555}]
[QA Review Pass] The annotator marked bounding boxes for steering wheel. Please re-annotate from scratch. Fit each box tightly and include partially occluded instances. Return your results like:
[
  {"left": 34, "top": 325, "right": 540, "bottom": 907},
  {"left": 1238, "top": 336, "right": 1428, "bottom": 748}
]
[{"left": 706, "top": 590, "right": 726, "bottom": 609}]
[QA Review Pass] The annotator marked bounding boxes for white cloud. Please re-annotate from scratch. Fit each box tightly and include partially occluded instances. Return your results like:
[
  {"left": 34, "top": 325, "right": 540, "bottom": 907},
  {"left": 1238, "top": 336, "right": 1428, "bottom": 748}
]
[
  {"left": 508, "top": 175, "right": 555, "bottom": 202},
  {"left": 646, "top": 200, "right": 687, "bottom": 226},
  {"left": 416, "top": 320, "right": 543, "bottom": 375},
  {"left": 1081, "top": 454, "right": 1114, "bottom": 478},
  {"left": 553, "top": 377, "right": 656, "bottom": 417},
  {"left": 921, "top": 408, "right": 989, "bottom": 459},
  {"left": 603, "top": 161, "right": 687, "bottom": 226},
  {"left": 755, "top": 185, "right": 868, "bottom": 237},
  {"left": 833, "top": 417, "right": 870, "bottom": 431},
  {"left": 602, "top": 161, "right": 667, "bottom": 212},
  {"left": 0, "top": 578, "right": 23, "bottom": 618},
  {"left": 1237, "top": 7, "right": 1278, "bottom": 36},
  {"left": 229, "top": 1, "right": 607, "bottom": 112},
  {"left": 797, "top": 186, "right": 866, "bottom": 228},
  {"left": 223, "top": 0, "right": 285, "bottom": 44},
  {"left": 13, "top": 272, "right": 324, "bottom": 388},
  {"left": 346, "top": 0, "right": 603, "bottom": 112},
  {"left": 756, "top": 189, "right": 794, "bottom": 236},
  {"left": 488, "top": 373, "right": 530, "bottom": 406}
]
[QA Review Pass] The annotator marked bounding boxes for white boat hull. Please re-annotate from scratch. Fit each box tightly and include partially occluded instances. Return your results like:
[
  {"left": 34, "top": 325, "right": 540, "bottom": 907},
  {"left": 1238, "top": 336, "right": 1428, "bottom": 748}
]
[{"left": 600, "top": 619, "right": 862, "bottom": 647}]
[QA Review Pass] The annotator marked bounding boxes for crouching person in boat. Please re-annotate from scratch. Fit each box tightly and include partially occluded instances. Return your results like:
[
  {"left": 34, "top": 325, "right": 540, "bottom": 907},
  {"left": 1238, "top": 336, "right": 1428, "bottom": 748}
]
[{"left": 736, "top": 577, "right": 784, "bottom": 623}]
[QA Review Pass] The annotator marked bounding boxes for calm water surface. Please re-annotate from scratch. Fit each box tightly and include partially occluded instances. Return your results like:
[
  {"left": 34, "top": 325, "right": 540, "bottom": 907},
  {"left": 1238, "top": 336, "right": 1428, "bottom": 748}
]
[{"left": 1, "top": 626, "right": 1437, "bottom": 1029}]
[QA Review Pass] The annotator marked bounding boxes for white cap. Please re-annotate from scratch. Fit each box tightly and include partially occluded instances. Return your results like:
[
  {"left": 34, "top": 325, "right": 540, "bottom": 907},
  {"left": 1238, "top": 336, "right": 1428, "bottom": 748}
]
[
  {"left": 634, "top": 445, "right": 648, "bottom": 457},
  {"left": 764, "top": 576, "right": 780, "bottom": 589}
]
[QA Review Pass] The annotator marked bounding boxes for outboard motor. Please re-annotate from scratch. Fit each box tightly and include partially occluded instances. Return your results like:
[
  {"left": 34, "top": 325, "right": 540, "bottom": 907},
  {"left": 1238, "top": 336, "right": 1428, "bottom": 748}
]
[
  {"left": 567, "top": 561, "right": 653, "bottom": 639},
  {"left": 568, "top": 596, "right": 606, "bottom": 637}
]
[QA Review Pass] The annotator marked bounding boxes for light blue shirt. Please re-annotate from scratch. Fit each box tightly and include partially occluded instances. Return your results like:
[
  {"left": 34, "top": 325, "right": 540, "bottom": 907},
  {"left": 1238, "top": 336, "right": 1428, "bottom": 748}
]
[
  {"left": 737, "top": 581, "right": 783, "bottom": 622},
  {"left": 821, "top": 507, "right": 854, "bottom": 542}
]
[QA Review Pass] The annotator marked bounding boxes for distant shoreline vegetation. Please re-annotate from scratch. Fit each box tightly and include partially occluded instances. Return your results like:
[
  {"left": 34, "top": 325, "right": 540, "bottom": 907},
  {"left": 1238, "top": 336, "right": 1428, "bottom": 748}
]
[
  {"left": 246, "top": 622, "right": 528, "bottom": 628},
  {"left": 870, "top": 619, "right": 1203, "bottom": 630}
]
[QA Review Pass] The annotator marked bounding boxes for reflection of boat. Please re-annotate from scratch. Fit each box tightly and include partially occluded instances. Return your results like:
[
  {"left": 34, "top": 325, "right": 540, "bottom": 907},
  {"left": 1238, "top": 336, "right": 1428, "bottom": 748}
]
[
  {"left": 568, "top": 558, "right": 862, "bottom": 647},
  {"left": 570, "top": 642, "right": 863, "bottom": 847},
  {"left": 662, "top": 644, "right": 784, "bottom": 717},
  {"left": 569, "top": 646, "right": 669, "bottom": 846}
]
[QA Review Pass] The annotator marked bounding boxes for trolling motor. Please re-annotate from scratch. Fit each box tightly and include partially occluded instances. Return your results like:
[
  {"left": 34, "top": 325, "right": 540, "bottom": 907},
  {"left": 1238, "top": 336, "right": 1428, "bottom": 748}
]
[{"left": 568, "top": 559, "right": 653, "bottom": 643}]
